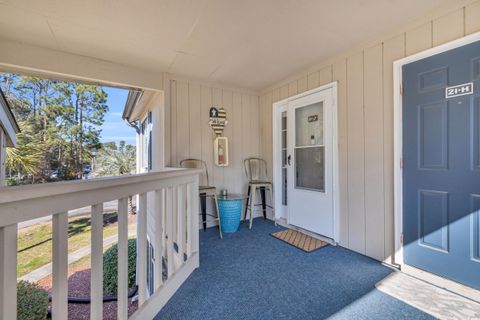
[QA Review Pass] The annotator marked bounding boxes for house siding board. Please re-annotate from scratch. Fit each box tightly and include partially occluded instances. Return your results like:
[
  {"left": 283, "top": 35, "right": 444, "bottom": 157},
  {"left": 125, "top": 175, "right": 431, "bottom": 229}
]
[
  {"left": 288, "top": 81, "right": 298, "bottom": 97},
  {"left": 170, "top": 80, "right": 178, "bottom": 166},
  {"left": 222, "top": 89, "right": 234, "bottom": 192},
  {"left": 232, "top": 92, "right": 243, "bottom": 193},
  {"left": 189, "top": 83, "right": 202, "bottom": 160},
  {"left": 176, "top": 80, "right": 190, "bottom": 163},
  {"left": 319, "top": 66, "right": 333, "bottom": 86},
  {"left": 432, "top": 9, "right": 465, "bottom": 46},
  {"left": 298, "top": 76, "right": 308, "bottom": 93},
  {"left": 200, "top": 85, "right": 214, "bottom": 186},
  {"left": 466, "top": 1, "right": 480, "bottom": 34},
  {"left": 364, "top": 44, "right": 385, "bottom": 261},
  {"left": 346, "top": 51, "right": 366, "bottom": 255},
  {"left": 333, "top": 59, "right": 349, "bottom": 247},
  {"left": 259, "top": 1, "right": 478, "bottom": 263},
  {"left": 212, "top": 88, "right": 224, "bottom": 187},
  {"left": 168, "top": 77, "right": 260, "bottom": 207},
  {"left": 406, "top": 23, "right": 432, "bottom": 56},
  {"left": 264, "top": 92, "right": 274, "bottom": 181},
  {"left": 383, "top": 34, "right": 405, "bottom": 262},
  {"left": 307, "top": 71, "right": 320, "bottom": 90}
]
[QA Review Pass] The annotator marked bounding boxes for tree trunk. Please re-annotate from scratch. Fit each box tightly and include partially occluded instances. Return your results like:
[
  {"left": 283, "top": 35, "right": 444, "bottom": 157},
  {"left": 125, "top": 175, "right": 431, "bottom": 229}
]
[{"left": 128, "top": 195, "right": 135, "bottom": 215}]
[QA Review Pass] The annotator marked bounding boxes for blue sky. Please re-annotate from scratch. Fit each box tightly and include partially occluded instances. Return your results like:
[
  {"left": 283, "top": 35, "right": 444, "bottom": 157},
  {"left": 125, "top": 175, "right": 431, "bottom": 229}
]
[{"left": 101, "top": 87, "right": 136, "bottom": 145}]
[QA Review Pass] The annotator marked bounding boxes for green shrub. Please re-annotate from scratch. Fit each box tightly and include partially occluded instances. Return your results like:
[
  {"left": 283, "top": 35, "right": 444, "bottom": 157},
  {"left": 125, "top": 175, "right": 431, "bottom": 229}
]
[
  {"left": 103, "top": 238, "right": 137, "bottom": 294},
  {"left": 17, "top": 280, "right": 49, "bottom": 320}
]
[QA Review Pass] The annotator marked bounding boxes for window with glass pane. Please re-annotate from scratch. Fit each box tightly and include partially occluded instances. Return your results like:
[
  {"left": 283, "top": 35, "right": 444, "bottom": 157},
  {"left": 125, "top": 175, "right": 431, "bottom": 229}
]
[{"left": 294, "top": 102, "right": 325, "bottom": 192}]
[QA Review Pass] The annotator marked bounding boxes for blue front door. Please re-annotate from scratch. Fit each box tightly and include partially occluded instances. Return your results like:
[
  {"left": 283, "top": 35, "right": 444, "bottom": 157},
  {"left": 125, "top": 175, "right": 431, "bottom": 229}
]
[{"left": 403, "top": 40, "right": 480, "bottom": 290}]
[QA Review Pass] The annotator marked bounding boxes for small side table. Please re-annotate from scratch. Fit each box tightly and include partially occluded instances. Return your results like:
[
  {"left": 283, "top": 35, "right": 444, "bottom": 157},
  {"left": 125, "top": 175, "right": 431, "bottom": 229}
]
[{"left": 217, "top": 194, "right": 246, "bottom": 233}]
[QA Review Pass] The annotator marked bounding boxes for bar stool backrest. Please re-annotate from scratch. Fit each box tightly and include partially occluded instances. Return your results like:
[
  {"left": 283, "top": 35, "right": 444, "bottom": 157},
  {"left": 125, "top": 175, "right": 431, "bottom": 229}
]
[
  {"left": 180, "top": 159, "right": 210, "bottom": 187},
  {"left": 244, "top": 158, "right": 268, "bottom": 182}
]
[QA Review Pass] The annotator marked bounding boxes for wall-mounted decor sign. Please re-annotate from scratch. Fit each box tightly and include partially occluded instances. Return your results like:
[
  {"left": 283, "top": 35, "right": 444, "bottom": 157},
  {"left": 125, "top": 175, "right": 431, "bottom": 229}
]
[
  {"left": 209, "top": 106, "right": 229, "bottom": 167},
  {"left": 209, "top": 107, "right": 228, "bottom": 136},
  {"left": 214, "top": 136, "right": 229, "bottom": 167}
]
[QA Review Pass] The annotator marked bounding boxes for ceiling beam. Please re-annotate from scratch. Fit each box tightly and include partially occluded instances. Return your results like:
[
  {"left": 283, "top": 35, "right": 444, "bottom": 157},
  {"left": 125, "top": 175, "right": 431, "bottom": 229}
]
[{"left": 0, "top": 38, "right": 164, "bottom": 91}]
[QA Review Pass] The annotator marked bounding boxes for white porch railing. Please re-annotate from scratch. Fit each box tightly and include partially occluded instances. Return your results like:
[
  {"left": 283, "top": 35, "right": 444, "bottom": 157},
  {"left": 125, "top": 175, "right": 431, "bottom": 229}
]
[{"left": 0, "top": 168, "right": 200, "bottom": 320}]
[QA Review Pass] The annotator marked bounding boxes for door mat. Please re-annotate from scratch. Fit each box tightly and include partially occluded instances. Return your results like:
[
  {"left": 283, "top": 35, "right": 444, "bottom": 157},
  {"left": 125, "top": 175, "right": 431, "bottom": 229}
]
[{"left": 271, "top": 229, "right": 328, "bottom": 253}]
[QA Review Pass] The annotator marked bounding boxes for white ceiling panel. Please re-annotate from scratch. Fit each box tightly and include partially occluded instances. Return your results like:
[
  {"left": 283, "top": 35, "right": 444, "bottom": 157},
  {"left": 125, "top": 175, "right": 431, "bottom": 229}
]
[{"left": 0, "top": 0, "right": 451, "bottom": 90}]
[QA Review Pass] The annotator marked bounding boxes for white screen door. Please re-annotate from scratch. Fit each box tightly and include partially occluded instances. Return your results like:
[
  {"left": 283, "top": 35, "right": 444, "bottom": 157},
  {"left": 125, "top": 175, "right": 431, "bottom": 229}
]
[{"left": 287, "top": 88, "right": 334, "bottom": 238}]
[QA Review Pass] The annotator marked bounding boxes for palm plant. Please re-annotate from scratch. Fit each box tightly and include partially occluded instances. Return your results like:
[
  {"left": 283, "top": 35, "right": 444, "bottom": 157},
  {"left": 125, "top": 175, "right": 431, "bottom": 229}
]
[
  {"left": 5, "top": 120, "right": 44, "bottom": 183},
  {"left": 95, "top": 141, "right": 136, "bottom": 214}
]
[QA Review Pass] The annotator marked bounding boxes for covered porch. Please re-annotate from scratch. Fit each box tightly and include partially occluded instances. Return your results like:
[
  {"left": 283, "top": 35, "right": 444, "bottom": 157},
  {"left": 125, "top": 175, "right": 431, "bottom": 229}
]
[
  {"left": 157, "top": 219, "right": 432, "bottom": 320},
  {"left": 2, "top": 0, "right": 480, "bottom": 319}
]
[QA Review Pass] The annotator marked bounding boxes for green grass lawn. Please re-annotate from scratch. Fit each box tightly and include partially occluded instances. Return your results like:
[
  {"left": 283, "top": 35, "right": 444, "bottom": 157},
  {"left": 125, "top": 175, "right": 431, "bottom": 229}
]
[{"left": 17, "top": 212, "right": 122, "bottom": 277}]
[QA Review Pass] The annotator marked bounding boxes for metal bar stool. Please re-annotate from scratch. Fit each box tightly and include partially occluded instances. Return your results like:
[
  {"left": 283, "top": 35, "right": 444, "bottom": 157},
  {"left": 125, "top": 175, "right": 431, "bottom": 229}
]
[
  {"left": 180, "top": 159, "right": 222, "bottom": 239},
  {"left": 243, "top": 158, "right": 275, "bottom": 229}
]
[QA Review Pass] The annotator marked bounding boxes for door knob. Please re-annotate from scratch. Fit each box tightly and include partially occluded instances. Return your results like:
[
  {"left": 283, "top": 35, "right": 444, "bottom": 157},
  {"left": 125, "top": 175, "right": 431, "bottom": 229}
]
[{"left": 287, "top": 155, "right": 291, "bottom": 166}]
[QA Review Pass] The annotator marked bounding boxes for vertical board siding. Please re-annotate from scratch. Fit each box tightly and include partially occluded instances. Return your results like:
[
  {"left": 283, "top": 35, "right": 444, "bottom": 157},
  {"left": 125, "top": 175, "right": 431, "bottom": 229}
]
[
  {"left": 264, "top": 92, "right": 274, "bottom": 181},
  {"left": 258, "top": 2, "right": 480, "bottom": 263},
  {"left": 288, "top": 81, "right": 298, "bottom": 97},
  {"left": 170, "top": 81, "right": 178, "bottom": 166},
  {"left": 307, "top": 71, "right": 320, "bottom": 90},
  {"left": 232, "top": 92, "right": 244, "bottom": 193},
  {"left": 169, "top": 78, "right": 260, "bottom": 196},
  {"left": 383, "top": 35, "right": 405, "bottom": 262},
  {"left": 297, "top": 76, "right": 308, "bottom": 93},
  {"left": 176, "top": 80, "right": 190, "bottom": 162},
  {"left": 332, "top": 60, "right": 349, "bottom": 247},
  {"left": 200, "top": 86, "right": 214, "bottom": 185},
  {"left": 319, "top": 66, "right": 333, "bottom": 86},
  {"left": 405, "top": 23, "right": 432, "bottom": 55},
  {"left": 364, "top": 44, "right": 385, "bottom": 260},
  {"left": 222, "top": 90, "right": 234, "bottom": 191},
  {"left": 432, "top": 9, "right": 465, "bottom": 46},
  {"left": 212, "top": 88, "right": 224, "bottom": 188},
  {"left": 189, "top": 83, "right": 202, "bottom": 160},
  {"left": 466, "top": 2, "right": 480, "bottom": 34},
  {"left": 346, "top": 51, "right": 366, "bottom": 255},
  {"left": 280, "top": 84, "right": 289, "bottom": 100}
]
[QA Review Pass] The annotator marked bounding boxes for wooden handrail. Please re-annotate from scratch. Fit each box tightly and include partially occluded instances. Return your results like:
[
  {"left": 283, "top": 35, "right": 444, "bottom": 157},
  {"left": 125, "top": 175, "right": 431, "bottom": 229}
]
[
  {"left": 0, "top": 168, "right": 201, "bottom": 320},
  {"left": 0, "top": 168, "right": 201, "bottom": 227}
]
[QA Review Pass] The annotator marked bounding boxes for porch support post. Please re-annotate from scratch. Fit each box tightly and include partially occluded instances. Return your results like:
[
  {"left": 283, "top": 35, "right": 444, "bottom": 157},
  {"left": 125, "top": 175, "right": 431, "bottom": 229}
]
[{"left": 0, "top": 224, "right": 17, "bottom": 320}]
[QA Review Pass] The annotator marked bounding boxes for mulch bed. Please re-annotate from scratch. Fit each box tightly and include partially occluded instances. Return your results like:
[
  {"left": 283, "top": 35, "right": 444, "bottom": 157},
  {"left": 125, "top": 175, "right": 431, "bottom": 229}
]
[{"left": 37, "top": 262, "right": 138, "bottom": 320}]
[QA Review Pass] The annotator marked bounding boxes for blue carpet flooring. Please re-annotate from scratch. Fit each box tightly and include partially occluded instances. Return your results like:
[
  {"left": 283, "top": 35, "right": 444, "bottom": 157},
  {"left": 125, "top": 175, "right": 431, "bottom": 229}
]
[{"left": 155, "top": 219, "right": 434, "bottom": 320}]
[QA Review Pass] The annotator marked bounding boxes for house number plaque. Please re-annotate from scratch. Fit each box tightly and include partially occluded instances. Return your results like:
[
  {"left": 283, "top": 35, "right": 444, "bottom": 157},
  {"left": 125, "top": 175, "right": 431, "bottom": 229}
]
[{"left": 445, "top": 82, "right": 473, "bottom": 99}]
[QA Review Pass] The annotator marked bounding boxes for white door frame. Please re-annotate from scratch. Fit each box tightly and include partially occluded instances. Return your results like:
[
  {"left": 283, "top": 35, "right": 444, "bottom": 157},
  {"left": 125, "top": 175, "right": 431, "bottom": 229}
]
[
  {"left": 272, "top": 82, "right": 339, "bottom": 243},
  {"left": 393, "top": 31, "right": 480, "bottom": 267}
]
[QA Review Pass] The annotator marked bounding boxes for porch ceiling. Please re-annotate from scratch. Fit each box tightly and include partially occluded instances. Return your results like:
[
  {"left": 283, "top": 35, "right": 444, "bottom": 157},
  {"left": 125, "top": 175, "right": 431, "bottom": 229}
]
[{"left": 0, "top": 0, "right": 450, "bottom": 90}]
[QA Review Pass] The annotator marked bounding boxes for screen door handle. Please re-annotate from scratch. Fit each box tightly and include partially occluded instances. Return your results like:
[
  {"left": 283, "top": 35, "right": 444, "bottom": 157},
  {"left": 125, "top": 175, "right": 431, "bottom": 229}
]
[{"left": 287, "top": 154, "right": 291, "bottom": 166}]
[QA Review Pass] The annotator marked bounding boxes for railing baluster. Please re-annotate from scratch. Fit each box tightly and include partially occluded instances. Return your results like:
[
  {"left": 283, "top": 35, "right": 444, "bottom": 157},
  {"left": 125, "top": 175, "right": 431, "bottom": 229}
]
[
  {"left": 166, "top": 187, "right": 174, "bottom": 278},
  {"left": 191, "top": 177, "right": 200, "bottom": 256},
  {"left": 154, "top": 189, "right": 164, "bottom": 290},
  {"left": 177, "top": 185, "right": 185, "bottom": 264},
  {"left": 172, "top": 186, "right": 178, "bottom": 268},
  {"left": 0, "top": 169, "right": 202, "bottom": 320},
  {"left": 186, "top": 184, "right": 192, "bottom": 258},
  {"left": 0, "top": 224, "right": 17, "bottom": 320},
  {"left": 90, "top": 204, "right": 103, "bottom": 319},
  {"left": 137, "top": 193, "right": 148, "bottom": 305},
  {"left": 52, "top": 212, "right": 68, "bottom": 320},
  {"left": 117, "top": 198, "right": 129, "bottom": 320}
]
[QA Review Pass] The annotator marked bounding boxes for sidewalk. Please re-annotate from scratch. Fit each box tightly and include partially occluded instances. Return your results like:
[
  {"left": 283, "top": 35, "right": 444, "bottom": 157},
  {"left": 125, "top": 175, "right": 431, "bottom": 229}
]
[
  {"left": 18, "top": 200, "right": 124, "bottom": 229},
  {"left": 20, "top": 230, "right": 137, "bottom": 283}
]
